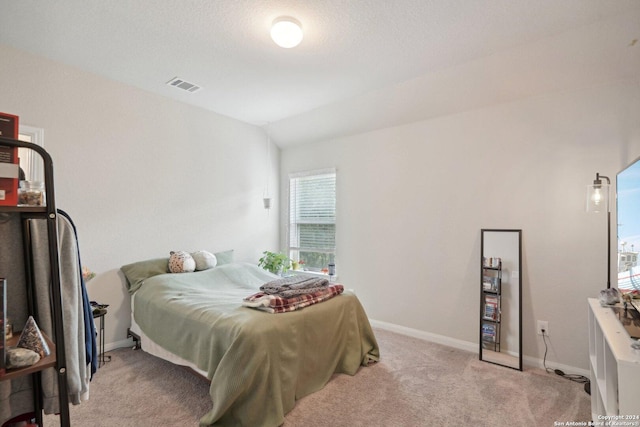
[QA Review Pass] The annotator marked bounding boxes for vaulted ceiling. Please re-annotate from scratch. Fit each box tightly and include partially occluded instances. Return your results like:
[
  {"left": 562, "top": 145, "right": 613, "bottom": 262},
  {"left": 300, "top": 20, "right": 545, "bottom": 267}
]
[{"left": 1, "top": 0, "right": 639, "bottom": 147}]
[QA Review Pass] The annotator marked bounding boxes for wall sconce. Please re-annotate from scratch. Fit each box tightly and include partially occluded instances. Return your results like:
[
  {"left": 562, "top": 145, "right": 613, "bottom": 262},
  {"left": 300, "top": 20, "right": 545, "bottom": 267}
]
[
  {"left": 263, "top": 125, "right": 272, "bottom": 211},
  {"left": 586, "top": 172, "right": 611, "bottom": 288},
  {"left": 586, "top": 173, "right": 610, "bottom": 213}
]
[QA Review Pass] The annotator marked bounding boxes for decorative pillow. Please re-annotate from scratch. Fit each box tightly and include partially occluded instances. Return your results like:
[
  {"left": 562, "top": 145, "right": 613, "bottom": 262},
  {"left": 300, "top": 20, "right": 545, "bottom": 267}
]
[
  {"left": 121, "top": 257, "right": 170, "bottom": 294},
  {"left": 168, "top": 251, "right": 196, "bottom": 273},
  {"left": 214, "top": 249, "right": 234, "bottom": 265},
  {"left": 191, "top": 250, "right": 217, "bottom": 271}
]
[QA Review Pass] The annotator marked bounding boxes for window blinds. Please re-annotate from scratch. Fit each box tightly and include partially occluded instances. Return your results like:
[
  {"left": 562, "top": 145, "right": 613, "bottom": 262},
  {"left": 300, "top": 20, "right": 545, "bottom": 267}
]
[{"left": 289, "top": 170, "right": 336, "bottom": 253}]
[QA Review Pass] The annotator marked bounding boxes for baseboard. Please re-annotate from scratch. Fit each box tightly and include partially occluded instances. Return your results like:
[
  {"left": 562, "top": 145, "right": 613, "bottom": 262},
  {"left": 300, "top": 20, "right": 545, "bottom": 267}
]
[
  {"left": 522, "top": 354, "right": 589, "bottom": 378},
  {"left": 105, "top": 337, "right": 134, "bottom": 352},
  {"left": 369, "top": 319, "right": 589, "bottom": 377},
  {"left": 104, "top": 319, "right": 589, "bottom": 378},
  {"left": 369, "top": 319, "right": 478, "bottom": 353}
]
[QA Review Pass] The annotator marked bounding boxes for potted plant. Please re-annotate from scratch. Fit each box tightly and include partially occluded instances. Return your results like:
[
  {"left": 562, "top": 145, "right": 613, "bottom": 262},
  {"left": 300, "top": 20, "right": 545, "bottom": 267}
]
[{"left": 258, "top": 251, "right": 291, "bottom": 275}]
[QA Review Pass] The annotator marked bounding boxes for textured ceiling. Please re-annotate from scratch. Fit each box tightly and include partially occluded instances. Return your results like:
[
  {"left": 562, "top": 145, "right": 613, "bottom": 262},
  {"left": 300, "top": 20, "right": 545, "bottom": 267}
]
[{"left": 0, "top": 0, "right": 639, "bottom": 146}]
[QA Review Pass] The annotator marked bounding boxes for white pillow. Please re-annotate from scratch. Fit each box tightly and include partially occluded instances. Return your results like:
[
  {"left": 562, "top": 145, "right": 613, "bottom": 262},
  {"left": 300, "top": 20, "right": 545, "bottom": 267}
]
[
  {"left": 191, "top": 250, "right": 217, "bottom": 271},
  {"left": 168, "top": 251, "right": 196, "bottom": 273}
]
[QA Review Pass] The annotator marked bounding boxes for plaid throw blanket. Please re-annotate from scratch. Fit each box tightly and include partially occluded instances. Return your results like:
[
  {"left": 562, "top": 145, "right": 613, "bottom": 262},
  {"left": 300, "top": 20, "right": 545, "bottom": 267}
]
[
  {"left": 243, "top": 284, "right": 344, "bottom": 313},
  {"left": 259, "top": 275, "right": 329, "bottom": 298}
]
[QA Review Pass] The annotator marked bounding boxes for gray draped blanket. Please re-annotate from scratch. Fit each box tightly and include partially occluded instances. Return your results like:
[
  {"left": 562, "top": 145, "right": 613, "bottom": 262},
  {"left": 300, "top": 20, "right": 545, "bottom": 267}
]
[
  {"left": 0, "top": 213, "right": 89, "bottom": 425},
  {"left": 259, "top": 275, "right": 329, "bottom": 298}
]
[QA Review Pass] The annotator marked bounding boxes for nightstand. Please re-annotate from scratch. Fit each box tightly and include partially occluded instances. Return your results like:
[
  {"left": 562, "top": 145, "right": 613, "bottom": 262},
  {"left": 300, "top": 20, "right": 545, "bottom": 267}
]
[{"left": 92, "top": 308, "right": 111, "bottom": 367}]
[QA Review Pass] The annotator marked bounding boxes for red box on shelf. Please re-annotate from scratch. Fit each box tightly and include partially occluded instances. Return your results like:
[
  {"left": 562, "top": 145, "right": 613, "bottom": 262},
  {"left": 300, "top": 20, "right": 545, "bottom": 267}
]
[{"left": 0, "top": 112, "right": 19, "bottom": 206}]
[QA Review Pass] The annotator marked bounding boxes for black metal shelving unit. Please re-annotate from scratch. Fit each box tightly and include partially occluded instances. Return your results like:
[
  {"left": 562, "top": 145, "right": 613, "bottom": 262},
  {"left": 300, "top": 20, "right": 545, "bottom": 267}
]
[
  {"left": 480, "top": 261, "right": 502, "bottom": 352},
  {"left": 0, "top": 136, "right": 70, "bottom": 427}
]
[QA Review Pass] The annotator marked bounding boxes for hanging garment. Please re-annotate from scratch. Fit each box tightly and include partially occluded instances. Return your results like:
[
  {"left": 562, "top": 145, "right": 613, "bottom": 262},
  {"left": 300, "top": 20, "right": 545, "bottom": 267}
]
[{"left": 0, "top": 210, "right": 94, "bottom": 424}]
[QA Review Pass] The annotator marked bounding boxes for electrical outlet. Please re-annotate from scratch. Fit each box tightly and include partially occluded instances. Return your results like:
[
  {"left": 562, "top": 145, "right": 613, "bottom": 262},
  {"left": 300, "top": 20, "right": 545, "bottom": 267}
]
[{"left": 537, "top": 320, "right": 549, "bottom": 336}]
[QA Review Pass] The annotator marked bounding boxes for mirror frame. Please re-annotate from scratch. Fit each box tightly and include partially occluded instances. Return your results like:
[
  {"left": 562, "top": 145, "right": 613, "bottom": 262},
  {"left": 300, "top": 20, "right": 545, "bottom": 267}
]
[{"left": 479, "top": 229, "right": 523, "bottom": 371}]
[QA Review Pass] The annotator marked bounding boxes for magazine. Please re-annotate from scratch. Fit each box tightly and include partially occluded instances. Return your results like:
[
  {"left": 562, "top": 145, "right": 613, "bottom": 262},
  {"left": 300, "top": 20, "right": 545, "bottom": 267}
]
[
  {"left": 484, "top": 295, "right": 499, "bottom": 320},
  {"left": 482, "top": 323, "right": 496, "bottom": 342}
]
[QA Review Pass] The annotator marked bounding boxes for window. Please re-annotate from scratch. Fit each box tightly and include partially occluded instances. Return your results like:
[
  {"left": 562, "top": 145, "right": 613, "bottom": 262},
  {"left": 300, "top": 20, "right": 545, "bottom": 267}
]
[
  {"left": 288, "top": 169, "right": 336, "bottom": 271},
  {"left": 18, "top": 125, "right": 44, "bottom": 182}
]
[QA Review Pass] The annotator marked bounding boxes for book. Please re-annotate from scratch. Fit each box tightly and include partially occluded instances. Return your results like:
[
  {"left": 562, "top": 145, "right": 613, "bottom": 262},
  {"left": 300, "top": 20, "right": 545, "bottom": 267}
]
[{"left": 0, "top": 112, "right": 19, "bottom": 206}]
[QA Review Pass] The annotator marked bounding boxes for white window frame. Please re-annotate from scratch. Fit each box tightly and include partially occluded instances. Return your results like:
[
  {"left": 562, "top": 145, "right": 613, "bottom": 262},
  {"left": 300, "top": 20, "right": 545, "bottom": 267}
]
[
  {"left": 288, "top": 168, "right": 337, "bottom": 273},
  {"left": 18, "top": 125, "right": 45, "bottom": 182}
]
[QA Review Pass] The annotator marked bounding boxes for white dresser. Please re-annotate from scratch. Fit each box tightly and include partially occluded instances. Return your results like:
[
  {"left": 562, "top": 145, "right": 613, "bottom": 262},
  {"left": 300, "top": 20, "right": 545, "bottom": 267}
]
[{"left": 587, "top": 298, "right": 640, "bottom": 420}]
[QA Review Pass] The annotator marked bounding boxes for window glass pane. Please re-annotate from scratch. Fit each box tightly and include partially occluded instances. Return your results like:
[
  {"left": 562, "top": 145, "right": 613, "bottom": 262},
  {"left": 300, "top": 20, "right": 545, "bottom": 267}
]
[
  {"left": 299, "top": 251, "right": 335, "bottom": 271},
  {"left": 298, "top": 224, "right": 335, "bottom": 250},
  {"left": 289, "top": 170, "right": 336, "bottom": 271}
]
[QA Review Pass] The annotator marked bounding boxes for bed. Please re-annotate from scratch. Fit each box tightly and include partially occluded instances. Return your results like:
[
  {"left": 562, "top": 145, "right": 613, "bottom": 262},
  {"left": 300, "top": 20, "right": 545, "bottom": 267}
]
[{"left": 121, "top": 256, "right": 379, "bottom": 427}]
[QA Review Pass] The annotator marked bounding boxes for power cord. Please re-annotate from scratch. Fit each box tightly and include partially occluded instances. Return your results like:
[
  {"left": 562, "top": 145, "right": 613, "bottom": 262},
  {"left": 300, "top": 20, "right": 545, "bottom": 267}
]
[{"left": 541, "top": 330, "right": 590, "bottom": 389}]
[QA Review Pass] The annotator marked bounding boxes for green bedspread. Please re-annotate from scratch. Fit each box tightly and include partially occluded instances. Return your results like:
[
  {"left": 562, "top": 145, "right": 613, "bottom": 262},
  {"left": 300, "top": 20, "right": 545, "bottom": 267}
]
[{"left": 129, "top": 262, "right": 379, "bottom": 426}]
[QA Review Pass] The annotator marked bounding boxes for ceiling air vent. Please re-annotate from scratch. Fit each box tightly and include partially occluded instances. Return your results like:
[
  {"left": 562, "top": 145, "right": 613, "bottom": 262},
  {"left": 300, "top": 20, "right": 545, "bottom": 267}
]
[{"left": 166, "top": 77, "right": 202, "bottom": 93}]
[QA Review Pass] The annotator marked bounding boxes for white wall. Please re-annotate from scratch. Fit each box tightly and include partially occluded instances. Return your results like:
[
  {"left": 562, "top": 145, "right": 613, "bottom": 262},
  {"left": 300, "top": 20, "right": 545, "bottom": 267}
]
[
  {"left": 3, "top": 41, "right": 638, "bottom": 371},
  {"left": 0, "top": 44, "right": 279, "bottom": 347},
  {"left": 280, "top": 79, "right": 640, "bottom": 371}
]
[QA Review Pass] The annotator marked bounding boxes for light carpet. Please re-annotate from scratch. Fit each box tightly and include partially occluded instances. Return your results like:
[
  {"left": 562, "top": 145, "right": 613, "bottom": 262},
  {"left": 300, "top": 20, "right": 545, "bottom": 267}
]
[{"left": 44, "top": 328, "right": 591, "bottom": 426}]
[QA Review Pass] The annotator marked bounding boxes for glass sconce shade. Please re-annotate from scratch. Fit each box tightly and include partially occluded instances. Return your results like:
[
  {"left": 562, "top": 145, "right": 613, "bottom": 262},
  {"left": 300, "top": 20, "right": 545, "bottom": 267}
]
[{"left": 586, "top": 183, "right": 609, "bottom": 213}]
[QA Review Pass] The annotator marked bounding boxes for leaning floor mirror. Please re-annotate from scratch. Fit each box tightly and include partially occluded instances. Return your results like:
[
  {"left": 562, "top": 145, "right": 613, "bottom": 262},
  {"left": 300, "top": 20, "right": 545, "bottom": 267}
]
[{"left": 480, "top": 229, "right": 522, "bottom": 371}]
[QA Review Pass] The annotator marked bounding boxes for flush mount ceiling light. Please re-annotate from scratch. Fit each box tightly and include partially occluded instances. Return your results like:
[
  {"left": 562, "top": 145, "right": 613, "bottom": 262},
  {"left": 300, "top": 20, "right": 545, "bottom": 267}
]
[{"left": 270, "top": 17, "right": 303, "bottom": 48}]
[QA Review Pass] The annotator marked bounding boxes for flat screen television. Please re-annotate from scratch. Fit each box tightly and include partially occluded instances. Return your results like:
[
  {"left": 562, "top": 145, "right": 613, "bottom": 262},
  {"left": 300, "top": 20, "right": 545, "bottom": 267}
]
[{"left": 617, "top": 156, "right": 640, "bottom": 293}]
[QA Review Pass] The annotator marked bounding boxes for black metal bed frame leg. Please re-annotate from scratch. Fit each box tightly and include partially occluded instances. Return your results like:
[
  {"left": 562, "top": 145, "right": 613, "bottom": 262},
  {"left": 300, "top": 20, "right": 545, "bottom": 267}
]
[{"left": 127, "top": 328, "right": 141, "bottom": 350}]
